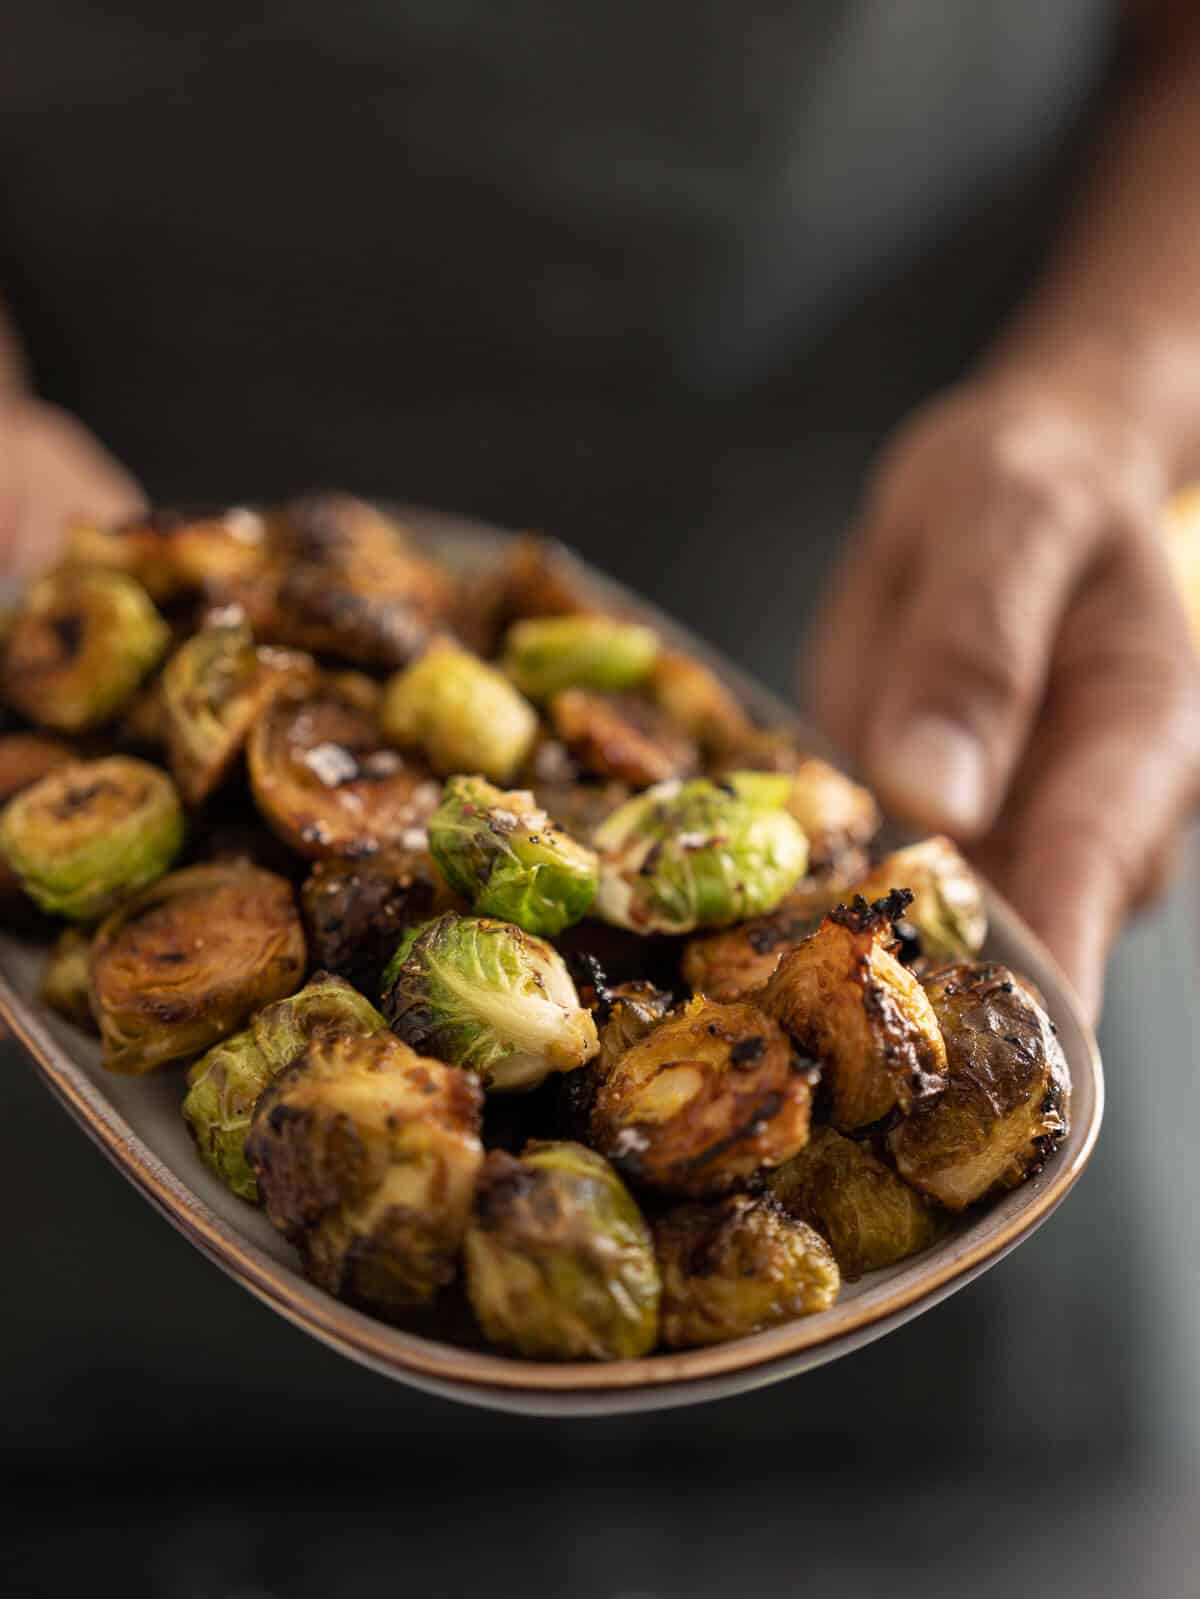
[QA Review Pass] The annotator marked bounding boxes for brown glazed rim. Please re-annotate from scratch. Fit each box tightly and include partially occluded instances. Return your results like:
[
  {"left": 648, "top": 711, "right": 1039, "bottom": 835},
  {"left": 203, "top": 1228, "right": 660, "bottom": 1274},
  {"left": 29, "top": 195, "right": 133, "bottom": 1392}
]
[{"left": 0, "top": 514, "right": 1104, "bottom": 1396}]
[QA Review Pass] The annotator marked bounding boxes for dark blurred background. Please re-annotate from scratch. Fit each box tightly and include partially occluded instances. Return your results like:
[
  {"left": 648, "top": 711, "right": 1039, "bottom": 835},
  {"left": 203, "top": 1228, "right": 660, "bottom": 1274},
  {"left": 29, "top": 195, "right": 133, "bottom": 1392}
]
[{"left": 3, "top": 4, "right": 1199, "bottom": 1594}]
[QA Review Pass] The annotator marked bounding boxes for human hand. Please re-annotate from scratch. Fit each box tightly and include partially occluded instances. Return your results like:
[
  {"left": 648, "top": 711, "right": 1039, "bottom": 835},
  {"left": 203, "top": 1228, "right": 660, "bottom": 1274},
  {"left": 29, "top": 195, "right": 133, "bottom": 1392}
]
[
  {"left": 0, "top": 399, "right": 143, "bottom": 576},
  {"left": 809, "top": 369, "right": 1200, "bottom": 1021}
]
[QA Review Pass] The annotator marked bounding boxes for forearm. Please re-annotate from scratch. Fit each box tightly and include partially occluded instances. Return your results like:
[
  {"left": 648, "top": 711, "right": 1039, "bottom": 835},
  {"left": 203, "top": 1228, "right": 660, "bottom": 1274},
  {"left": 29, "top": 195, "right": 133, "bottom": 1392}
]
[{"left": 986, "top": 23, "right": 1200, "bottom": 483}]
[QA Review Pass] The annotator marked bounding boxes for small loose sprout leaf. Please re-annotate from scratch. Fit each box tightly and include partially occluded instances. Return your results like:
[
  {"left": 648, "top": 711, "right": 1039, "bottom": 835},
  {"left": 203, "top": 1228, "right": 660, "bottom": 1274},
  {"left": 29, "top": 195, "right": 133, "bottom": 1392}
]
[
  {"left": 163, "top": 618, "right": 321, "bottom": 807},
  {"left": 465, "top": 1141, "right": 660, "bottom": 1361},
  {"left": 767, "top": 1126, "right": 948, "bottom": 1279},
  {"left": 762, "top": 893, "right": 948, "bottom": 1131},
  {"left": 2, "top": 568, "right": 170, "bottom": 732},
  {"left": 547, "top": 689, "right": 699, "bottom": 787},
  {"left": 888, "top": 963, "right": 1070, "bottom": 1210},
  {"left": 381, "top": 912, "right": 599, "bottom": 1093},
  {"left": 90, "top": 862, "right": 306, "bottom": 1074},
  {"left": 40, "top": 926, "right": 98, "bottom": 1033},
  {"left": 849, "top": 837, "right": 986, "bottom": 964},
  {"left": 380, "top": 639, "right": 538, "bottom": 784},
  {"left": 590, "top": 995, "right": 815, "bottom": 1198},
  {"left": 502, "top": 615, "right": 659, "bottom": 701},
  {"left": 429, "top": 775, "right": 598, "bottom": 937},
  {"left": 593, "top": 776, "right": 809, "bottom": 935},
  {"left": 248, "top": 695, "right": 440, "bottom": 860},
  {"left": 654, "top": 1194, "right": 839, "bottom": 1349},
  {"left": 247, "top": 1031, "right": 484, "bottom": 1314},
  {"left": 0, "top": 756, "right": 185, "bottom": 921},
  {"left": 183, "top": 974, "right": 385, "bottom": 1201}
]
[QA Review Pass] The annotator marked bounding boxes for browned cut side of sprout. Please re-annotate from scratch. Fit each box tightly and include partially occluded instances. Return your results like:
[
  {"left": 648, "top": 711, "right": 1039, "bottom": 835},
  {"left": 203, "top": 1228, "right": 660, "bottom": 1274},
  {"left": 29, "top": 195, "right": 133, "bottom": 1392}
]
[
  {"left": 767, "top": 1125, "right": 948, "bottom": 1278},
  {"left": 848, "top": 837, "right": 986, "bottom": 965},
  {"left": 0, "top": 733, "right": 75, "bottom": 897},
  {"left": 590, "top": 995, "right": 815, "bottom": 1198},
  {"left": 497, "top": 535, "right": 595, "bottom": 621},
  {"left": 888, "top": 963, "right": 1070, "bottom": 1210},
  {"left": 90, "top": 862, "right": 306, "bottom": 1074},
  {"left": 248, "top": 696, "right": 440, "bottom": 860},
  {"left": 548, "top": 688, "right": 699, "bottom": 787},
  {"left": 163, "top": 619, "right": 321, "bottom": 807},
  {"left": 654, "top": 1194, "right": 840, "bottom": 1348},
  {"left": 236, "top": 495, "right": 457, "bottom": 670},
  {"left": 762, "top": 893, "right": 948, "bottom": 1131},
  {"left": 246, "top": 1031, "right": 484, "bottom": 1315},
  {"left": 2, "top": 568, "right": 169, "bottom": 732}
]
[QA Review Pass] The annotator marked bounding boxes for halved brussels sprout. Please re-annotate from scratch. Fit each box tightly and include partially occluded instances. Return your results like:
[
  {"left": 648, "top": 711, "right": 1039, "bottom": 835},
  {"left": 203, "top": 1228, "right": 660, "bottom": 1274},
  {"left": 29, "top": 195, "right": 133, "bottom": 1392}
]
[
  {"left": 465, "top": 1141, "right": 660, "bottom": 1361},
  {"left": 380, "top": 638, "right": 538, "bottom": 785},
  {"left": 777, "top": 759, "right": 880, "bottom": 872},
  {"left": 647, "top": 650, "right": 754, "bottom": 755},
  {"left": 2, "top": 568, "right": 169, "bottom": 732},
  {"left": 654, "top": 1194, "right": 839, "bottom": 1349},
  {"left": 502, "top": 615, "right": 659, "bottom": 701},
  {"left": 848, "top": 837, "right": 986, "bottom": 964},
  {"left": 593, "top": 776, "right": 809, "bottom": 935},
  {"left": 767, "top": 1125, "right": 948, "bottom": 1279},
  {"left": 887, "top": 963, "right": 1070, "bottom": 1210},
  {"left": 183, "top": 974, "right": 385, "bottom": 1201},
  {"left": 496, "top": 535, "right": 594, "bottom": 621},
  {"left": 248, "top": 695, "right": 440, "bottom": 859},
  {"left": 235, "top": 495, "right": 455, "bottom": 670},
  {"left": 40, "top": 927, "right": 98, "bottom": 1033},
  {"left": 301, "top": 852, "right": 455, "bottom": 998},
  {"left": 162, "top": 618, "right": 321, "bottom": 807},
  {"left": 762, "top": 893, "right": 948, "bottom": 1131},
  {"left": 0, "top": 756, "right": 185, "bottom": 920},
  {"left": 680, "top": 881, "right": 835, "bottom": 1002},
  {"left": 90, "top": 862, "right": 306, "bottom": 1074},
  {"left": 547, "top": 689, "right": 699, "bottom": 788},
  {"left": 246, "top": 1031, "right": 484, "bottom": 1314},
  {"left": 590, "top": 995, "right": 815, "bottom": 1198},
  {"left": 0, "top": 733, "right": 75, "bottom": 897},
  {"left": 548, "top": 980, "right": 676, "bottom": 1143},
  {"left": 428, "top": 775, "right": 598, "bottom": 936},
  {"left": 381, "top": 912, "right": 599, "bottom": 1092},
  {"left": 63, "top": 507, "right": 272, "bottom": 602}
]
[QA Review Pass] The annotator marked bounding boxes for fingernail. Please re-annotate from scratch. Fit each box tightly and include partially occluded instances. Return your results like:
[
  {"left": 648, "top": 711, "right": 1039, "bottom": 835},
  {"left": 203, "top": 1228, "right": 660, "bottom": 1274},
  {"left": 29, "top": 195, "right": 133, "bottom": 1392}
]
[{"left": 871, "top": 714, "right": 988, "bottom": 834}]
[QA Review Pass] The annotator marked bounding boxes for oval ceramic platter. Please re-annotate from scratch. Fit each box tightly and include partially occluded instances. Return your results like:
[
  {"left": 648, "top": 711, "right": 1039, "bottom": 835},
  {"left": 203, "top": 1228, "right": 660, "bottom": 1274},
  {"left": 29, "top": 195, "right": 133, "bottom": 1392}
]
[{"left": 0, "top": 509, "right": 1104, "bottom": 1417}]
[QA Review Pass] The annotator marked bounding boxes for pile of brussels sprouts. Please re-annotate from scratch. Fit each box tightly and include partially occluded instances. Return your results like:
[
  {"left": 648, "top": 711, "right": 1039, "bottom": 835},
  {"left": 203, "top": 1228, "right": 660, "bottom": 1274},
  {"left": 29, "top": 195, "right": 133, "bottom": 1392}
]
[{"left": 0, "top": 496, "right": 1070, "bottom": 1362}]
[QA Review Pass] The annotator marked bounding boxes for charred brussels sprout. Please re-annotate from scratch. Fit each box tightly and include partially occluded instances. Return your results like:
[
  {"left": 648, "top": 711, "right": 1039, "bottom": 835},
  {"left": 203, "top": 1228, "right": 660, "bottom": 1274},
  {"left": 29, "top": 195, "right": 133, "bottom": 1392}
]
[
  {"left": 162, "top": 618, "right": 320, "bottom": 807},
  {"left": 40, "top": 927, "right": 98, "bottom": 1032},
  {"left": 502, "top": 615, "right": 659, "bottom": 701},
  {"left": 680, "top": 876, "right": 851, "bottom": 1002},
  {"left": 248, "top": 696, "right": 440, "bottom": 859},
  {"left": 90, "top": 862, "right": 305, "bottom": 1074},
  {"left": 0, "top": 733, "right": 75, "bottom": 898},
  {"left": 590, "top": 996, "right": 814, "bottom": 1198},
  {"left": 888, "top": 963, "right": 1070, "bottom": 1210},
  {"left": 183, "top": 974, "right": 385, "bottom": 1201},
  {"left": 247, "top": 1031, "right": 484, "bottom": 1314},
  {"left": 497, "top": 534, "right": 593, "bottom": 621},
  {"left": 646, "top": 650, "right": 753, "bottom": 755},
  {"left": 849, "top": 837, "right": 986, "bottom": 964},
  {"left": 777, "top": 759, "right": 880, "bottom": 872},
  {"left": 301, "top": 853, "right": 453, "bottom": 998},
  {"left": 767, "top": 1126, "right": 947, "bottom": 1279},
  {"left": 549, "top": 980, "right": 676, "bottom": 1143},
  {"left": 63, "top": 507, "right": 272, "bottom": 603},
  {"left": 380, "top": 638, "right": 538, "bottom": 784},
  {"left": 0, "top": 756, "right": 184, "bottom": 920},
  {"left": 547, "top": 689, "right": 699, "bottom": 787},
  {"left": 763, "top": 893, "right": 947, "bottom": 1131},
  {"left": 593, "top": 776, "right": 808, "bottom": 935},
  {"left": 382, "top": 912, "right": 599, "bottom": 1092},
  {"left": 654, "top": 1195, "right": 839, "bottom": 1349},
  {"left": 257, "top": 494, "right": 456, "bottom": 670},
  {"left": 2, "top": 568, "right": 169, "bottom": 732},
  {"left": 429, "top": 775, "right": 597, "bottom": 936},
  {"left": 465, "top": 1141, "right": 660, "bottom": 1361}
]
